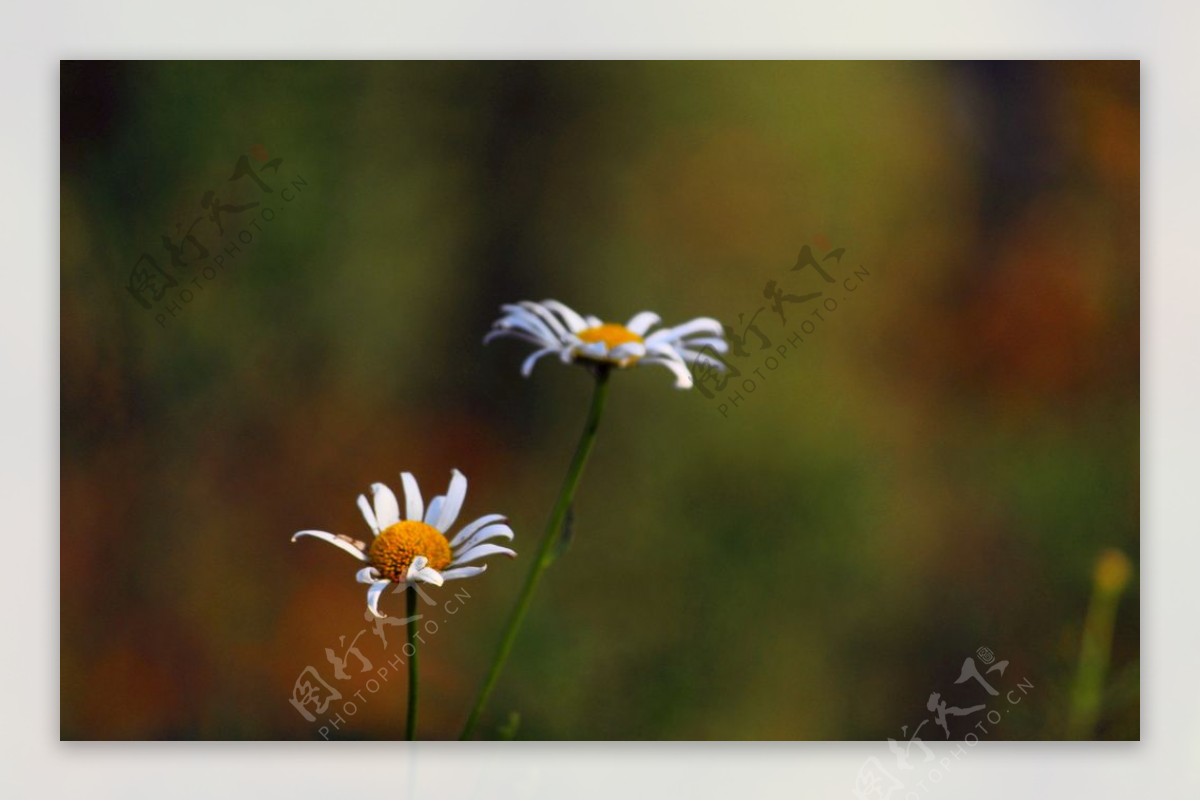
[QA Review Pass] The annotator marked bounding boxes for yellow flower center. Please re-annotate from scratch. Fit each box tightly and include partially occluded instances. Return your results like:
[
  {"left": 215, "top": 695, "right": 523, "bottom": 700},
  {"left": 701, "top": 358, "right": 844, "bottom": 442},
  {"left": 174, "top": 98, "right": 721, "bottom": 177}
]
[
  {"left": 577, "top": 323, "right": 644, "bottom": 356},
  {"left": 368, "top": 520, "right": 452, "bottom": 583}
]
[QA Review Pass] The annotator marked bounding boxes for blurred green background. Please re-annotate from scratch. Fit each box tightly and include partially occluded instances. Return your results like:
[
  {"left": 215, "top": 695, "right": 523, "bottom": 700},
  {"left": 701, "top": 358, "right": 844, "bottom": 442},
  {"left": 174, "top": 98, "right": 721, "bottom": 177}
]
[{"left": 60, "top": 61, "right": 1138, "bottom": 740}]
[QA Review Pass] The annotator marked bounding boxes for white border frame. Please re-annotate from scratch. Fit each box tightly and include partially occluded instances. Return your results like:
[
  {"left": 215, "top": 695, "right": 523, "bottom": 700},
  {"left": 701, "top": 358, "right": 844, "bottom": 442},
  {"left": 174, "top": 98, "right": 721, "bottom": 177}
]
[{"left": 5, "top": 0, "right": 1197, "bottom": 796}]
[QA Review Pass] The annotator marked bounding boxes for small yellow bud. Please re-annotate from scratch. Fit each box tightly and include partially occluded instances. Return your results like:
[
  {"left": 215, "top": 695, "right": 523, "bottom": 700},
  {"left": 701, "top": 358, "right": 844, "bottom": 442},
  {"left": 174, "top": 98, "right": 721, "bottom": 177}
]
[{"left": 1093, "top": 548, "right": 1133, "bottom": 595}]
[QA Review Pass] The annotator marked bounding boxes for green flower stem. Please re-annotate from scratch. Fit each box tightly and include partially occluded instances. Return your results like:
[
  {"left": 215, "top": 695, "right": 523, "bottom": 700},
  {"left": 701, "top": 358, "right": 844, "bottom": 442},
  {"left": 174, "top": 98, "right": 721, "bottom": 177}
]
[
  {"left": 406, "top": 585, "right": 420, "bottom": 740},
  {"left": 460, "top": 367, "right": 612, "bottom": 739}
]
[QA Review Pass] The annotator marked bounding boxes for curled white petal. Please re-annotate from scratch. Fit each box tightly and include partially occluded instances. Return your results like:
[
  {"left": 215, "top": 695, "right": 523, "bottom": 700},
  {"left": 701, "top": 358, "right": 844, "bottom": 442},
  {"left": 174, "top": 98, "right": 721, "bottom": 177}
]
[
  {"left": 357, "top": 494, "right": 379, "bottom": 534},
  {"left": 676, "top": 316, "right": 725, "bottom": 337},
  {"left": 646, "top": 340, "right": 687, "bottom": 360},
  {"left": 449, "top": 513, "right": 508, "bottom": 548},
  {"left": 366, "top": 580, "right": 391, "bottom": 618},
  {"left": 541, "top": 299, "right": 588, "bottom": 333},
  {"left": 625, "top": 311, "right": 661, "bottom": 336},
  {"left": 489, "top": 313, "right": 545, "bottom": 337},
  {"left": 502, "top": 302, "right": 560, "bottom": 342},
  {"left": 450, "top": 542, "right": 517, "bottom": 567},
  {"left": 681, "top": 335, "right": 729, "bottom": 353},
  {"left": 440, "top": 564, "right": 488, "bottom": 582},
  {"left": 642, "top": 356, "right": 694, "bottom": 389},
  {"left": 608, "top": 342, "right": 646, "bottom": 363},
  {"left": 519, "top": 301, "right": 571, "bottom": 341},
  {"left": 434, "top": 469, "right": 468, "bottom": 532},
  {"left": 371, "top": 482, "right": 401, "bottom": 529},
  {"left": 355, "top": 566, "right": 380, "bottom": 584},
  {"left": 292, "top": 530, "right": 368, "bottom": 561},
  {"left": 400, "top": 472, "right": 424, "bottom": 523},
  {"left": 521, "top": 346, "right": 559, "bottom": 377},
  {"left": 500, "top": 304, "right": 558, "bottom": 342},
  {"left": 484, "top": 328, "right": 549, "bottom": 347},
  {"left": 453, "top": 522, "right": 514, "bottom": 555},
  {"left": 645, "top": 316, "right": 724, "bottom": 346},
  {"left": 678, "top": 347, "right": 729, "bottom": 371},
  {"left": 407, "top": 556, "right": 445, "bottom": 587},
  {"left": 488, "top": 320, "right": 553, "bottom": 346}
]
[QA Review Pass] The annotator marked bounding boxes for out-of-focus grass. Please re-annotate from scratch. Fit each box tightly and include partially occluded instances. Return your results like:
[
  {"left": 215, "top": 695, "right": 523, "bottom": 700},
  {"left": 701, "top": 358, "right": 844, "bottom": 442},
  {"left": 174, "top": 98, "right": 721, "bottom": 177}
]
[{"left": 1068, "top": 549, "right": 1134, "bottom": 739}]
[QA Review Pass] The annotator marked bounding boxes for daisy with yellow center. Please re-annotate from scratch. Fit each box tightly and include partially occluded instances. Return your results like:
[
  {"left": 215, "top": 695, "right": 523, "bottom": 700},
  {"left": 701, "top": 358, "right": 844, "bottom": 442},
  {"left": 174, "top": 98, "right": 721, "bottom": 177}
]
[
  {"left": 484, "top": 299, "right": 729, "bottom": 387},
  {"left": 292, "top": 469, "right": 516, "bottom": 618}
]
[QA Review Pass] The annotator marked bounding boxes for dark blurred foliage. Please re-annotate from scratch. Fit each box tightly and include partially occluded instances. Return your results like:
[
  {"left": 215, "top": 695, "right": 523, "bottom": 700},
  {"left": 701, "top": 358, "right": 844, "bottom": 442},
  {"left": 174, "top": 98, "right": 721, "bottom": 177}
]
[{"left": 60, "top": 61, "right": 1138, "bottom": 740}]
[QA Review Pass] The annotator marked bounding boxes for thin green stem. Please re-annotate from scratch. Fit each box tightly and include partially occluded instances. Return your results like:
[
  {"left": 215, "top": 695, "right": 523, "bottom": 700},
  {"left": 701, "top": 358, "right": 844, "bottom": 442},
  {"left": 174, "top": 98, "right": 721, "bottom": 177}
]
[
  {"left": 460, "top": 368, "right": 612, "bottom": 739},
  {"left": 406, "top": 585, "right": 419, "bottom": 741}
]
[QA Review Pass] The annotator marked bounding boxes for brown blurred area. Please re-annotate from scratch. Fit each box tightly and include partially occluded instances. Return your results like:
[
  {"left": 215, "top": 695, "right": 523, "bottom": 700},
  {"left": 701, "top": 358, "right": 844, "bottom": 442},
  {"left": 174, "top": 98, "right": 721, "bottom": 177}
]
[{"left": 61, "top": 61, "right": 1138, "bottom": 739}]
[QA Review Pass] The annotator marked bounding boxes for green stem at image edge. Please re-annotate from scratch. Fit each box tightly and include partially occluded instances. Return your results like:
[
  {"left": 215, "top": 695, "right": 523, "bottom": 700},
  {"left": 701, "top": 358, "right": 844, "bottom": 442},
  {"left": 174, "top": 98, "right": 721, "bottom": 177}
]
[
  {"left": 460, "top": 367, "right": 612, "bottom": 739},
  {"left": 406, "top": 585, "right": 419, "bottom": 740}
]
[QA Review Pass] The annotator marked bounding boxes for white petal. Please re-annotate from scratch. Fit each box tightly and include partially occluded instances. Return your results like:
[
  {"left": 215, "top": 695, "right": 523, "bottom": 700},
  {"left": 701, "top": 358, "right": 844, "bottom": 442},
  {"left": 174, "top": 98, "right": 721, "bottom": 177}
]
[
  {"left": 645, "top": 316, "right": 724, "bottom": 346},
  {"left": 491, "top": 311, "right": 556, "bottom": 341},
  {"left": 585, "top": 315, "right": 603, "bottom": 328},
  {"left": 414, "top": 568, "right": 444, "bottom": 586},
  {"left": 449, "top": 513, "right": 508, "bottom": 548},
  {"left": 677, "top": 316, "right": 724, "bottom": 336},
  {"left": 407, "top": 556, "right": 444, "bottom": 587},
  {"left": 450, "top": 542, "right": 517, "bottom": 567},
  {"left": 520, "top": 301, "right": 571, "bottom": 341},
  {"left": 484, "top": 328, "right": 550, "bottom": 347},
  {"left": 371, "top": 482, "right": 401, "bottom": 529},
  {"left": 424, "top": 495, "right": 445, "bottom": 526},
  {"left": 400, "top": 472, "right": 424, "bottom": 522},
  {"left": 681, "top": 335, "right": 729, "bottom": 353},
  {"left": 645, "top": 341, "right": 687, "bottom": 361},
  {"left": 453, "top": 522, "right": 514, "bottom": 555},
  {"left": 521, "top": 346, "right": 559, "bottom": 377},
  {"left": 357, "top": 494, "right": 379, "bottom": 534},
  {"left": 292, "top": 530, "right": 368, "bottom": 561},
  {"left": 625, "top": 311, "right": 661, "bottom": 336},
  {"left": 541, "top": 299, "right": 588, "bottom": 333},
  {"left": 578, "top": 341, "right": 608, "bottom": 359},
  {"left": 499, "top": 304, "right": 557, "bottom": 340},
  {"left": 366, "top": 580, "right": 391, "bottom": 617},
  {"left": 642, "top": 356, "right": 694, "bottom": 389},
  {"left": 356, "top": 566, "right": 381, "bottom": 583},
  {"left": 434, "top": 469, "right": 468, "bottom": 532},
  {"left": 503, "top": 302, "right": 560, "bottom": 342},
  {"left": 440, "top": 564, "right": 488, "bottom": 582},
  {"left": 608, "top": 342, "right": 646, "bottom": 363},
  {"left": 678, "top": 348, "right": 729, "bottom": 370}
]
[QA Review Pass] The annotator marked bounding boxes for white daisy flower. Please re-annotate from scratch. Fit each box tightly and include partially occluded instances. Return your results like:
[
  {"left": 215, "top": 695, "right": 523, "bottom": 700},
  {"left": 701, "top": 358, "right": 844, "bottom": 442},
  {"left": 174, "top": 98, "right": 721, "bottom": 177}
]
[
  {"left": 292, "top": 470, "right": 516, "bottom": 617},
  {"left": 484, "top": 299, "right": 729, "bottom": 388}
]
